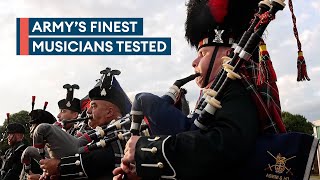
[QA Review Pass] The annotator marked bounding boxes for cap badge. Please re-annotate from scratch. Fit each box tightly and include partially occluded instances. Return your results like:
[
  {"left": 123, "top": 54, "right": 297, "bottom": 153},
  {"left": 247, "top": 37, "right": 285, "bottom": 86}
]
[
  {"left": 66, "top": 101, "right": 71, "bottom": 107},
  {"left": 213, "top": 29, "right": 224, "bottom": 44},
  {"left": 101, "top": 88, "right": 107, "bottom": 96}
]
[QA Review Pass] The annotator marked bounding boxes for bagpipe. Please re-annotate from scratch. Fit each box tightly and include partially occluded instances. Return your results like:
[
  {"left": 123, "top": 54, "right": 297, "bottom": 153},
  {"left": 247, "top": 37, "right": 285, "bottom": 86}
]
[
  {"left": 20, "top": 146, "right": 44, "bottom": 176},
  {"left": 60, "top": 109, "right": 92, "bottom": 136},
  {"left": 61, "top": 115, "right": 90, "bottom": 129},
  {"left": 192, "top": 0, "right": 283, "bottom": 131},
  {"left": 21, "top": 67, "right": 135, "bottom": 177},
  {"left": 127, "top": 0, "right": 318, "bottom": 179},
  {"left": 20, "top": 68, "right": 197, "bottom": 177},
  {"left": 22, "top": 112, "right": 149, "bottom": 177},
  {"left": 78, "top": 123, "right": 149, "bottom": 154},
  {"left": 32, "top": 114, "right": 145, "bottom": 158},
  {"left": 127, "top": 0, "right": 281, "bottom": 135}
]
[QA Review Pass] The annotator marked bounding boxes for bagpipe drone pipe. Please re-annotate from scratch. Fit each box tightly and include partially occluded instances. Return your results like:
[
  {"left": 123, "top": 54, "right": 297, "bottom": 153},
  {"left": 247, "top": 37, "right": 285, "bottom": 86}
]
[
  {"left": 191, "top": 0, "right": 273, "bottom": 122},
  {"left": 192, "top": 0, "right": 280, "bottom": 131},
  {"left": 60, "top": 107, "right": 91, "bottom": 136},
  {"left": 128, "top": 0, "right": 319, "bottom": 179},
  {"left": 31, "top": 114, "right": 146, "bottom": 158},
  {"left": 191, "top": 1, "right": 319, "bottom": 178},
  {"left": 21, "top": 117, "right": 149, "bottom": 159},
  {"left": 31, "top": 69, "right": 197, "bottom": 160},
  {"left": 20, "top": 67, "right": 139, "bottom": 177},
  {"left": 78, "top": 123, "right": 149, "bottom": 154},
  {"left": 21, "top": 115, "right": 149, "bottom": 177},
  {"left": 21, "top": 71, "right": 198, "bottom": 177},
  {"left": 23, "top": 71, "right": 196, "bottom": 179},
  {"left": 128, "top": 0, "right": 275, "bottom": 136},
  {"left": 29, "top": 67, "right": 129, "bottom": 158}
]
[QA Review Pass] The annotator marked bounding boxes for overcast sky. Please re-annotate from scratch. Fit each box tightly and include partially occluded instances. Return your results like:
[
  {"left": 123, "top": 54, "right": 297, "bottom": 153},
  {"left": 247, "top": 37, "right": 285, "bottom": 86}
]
[{"left": 0, "top": 0, "right": 319, "bottom": 125}]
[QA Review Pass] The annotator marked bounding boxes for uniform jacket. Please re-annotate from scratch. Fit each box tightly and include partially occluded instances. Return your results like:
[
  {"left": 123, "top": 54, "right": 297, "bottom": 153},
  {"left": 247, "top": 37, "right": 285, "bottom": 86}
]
[
  {"left": 0, "top": 141, "right": 27, "bottom": 180},
  {"left": 134, "top": 80, "right": 259, "bottom": 179},
  {"left": 59, "top": 119, "right": 129, "bottom": 179}
]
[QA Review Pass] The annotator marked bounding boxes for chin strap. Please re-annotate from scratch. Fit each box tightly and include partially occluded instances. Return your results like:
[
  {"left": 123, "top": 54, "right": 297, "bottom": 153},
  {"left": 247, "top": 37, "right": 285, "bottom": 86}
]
[{"left": 203, "top": 46, "right": 220, "bottom": 87}]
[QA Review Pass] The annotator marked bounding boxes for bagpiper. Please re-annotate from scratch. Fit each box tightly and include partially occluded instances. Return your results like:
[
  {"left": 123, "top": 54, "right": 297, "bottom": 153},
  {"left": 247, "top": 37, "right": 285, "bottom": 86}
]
[{"left": 0, "top": 123, "right": 27, "bottom": 180}]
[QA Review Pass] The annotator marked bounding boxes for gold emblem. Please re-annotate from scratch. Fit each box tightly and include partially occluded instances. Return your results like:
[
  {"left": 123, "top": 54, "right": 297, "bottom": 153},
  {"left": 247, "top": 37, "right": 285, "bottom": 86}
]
[{"left": 265, "top": 151, "right": 296, "bottom": 176}]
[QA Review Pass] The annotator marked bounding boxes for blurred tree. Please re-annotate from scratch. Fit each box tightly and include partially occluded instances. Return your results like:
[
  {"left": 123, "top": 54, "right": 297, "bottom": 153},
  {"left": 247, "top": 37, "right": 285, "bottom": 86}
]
[
  {"left": 0, "top": 110, "right": 31, "bottom": 154},
  {"left": 281, "top": 111, "right": 313, "bottom": 135}
]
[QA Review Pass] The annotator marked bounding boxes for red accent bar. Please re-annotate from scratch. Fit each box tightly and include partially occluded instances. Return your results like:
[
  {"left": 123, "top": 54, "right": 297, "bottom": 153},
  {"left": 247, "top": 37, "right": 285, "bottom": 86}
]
[{"left": 19, "top": 18, "right": 29, "bottom": 55}]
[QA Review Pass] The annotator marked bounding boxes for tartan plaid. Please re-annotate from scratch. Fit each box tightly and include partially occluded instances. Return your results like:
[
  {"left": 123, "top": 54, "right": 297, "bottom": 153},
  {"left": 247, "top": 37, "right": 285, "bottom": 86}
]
[{"left": 239, "top": 41, "right": 286, "bottom": 134}]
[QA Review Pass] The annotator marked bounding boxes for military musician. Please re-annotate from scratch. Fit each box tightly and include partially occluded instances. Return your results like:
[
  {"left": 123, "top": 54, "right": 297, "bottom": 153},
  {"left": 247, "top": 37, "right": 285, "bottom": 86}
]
[
  {"left": 40, "top": 69, "right": 131, "bottom": 179},
  {"left": 0, "top": 123, "right": 27, "bottom": 180},
  {"left": 57, "top": 84, "right": 82, "bottom": 136},
  {"left": 112, "top": 0, "right": 282, "bottom": 179}
]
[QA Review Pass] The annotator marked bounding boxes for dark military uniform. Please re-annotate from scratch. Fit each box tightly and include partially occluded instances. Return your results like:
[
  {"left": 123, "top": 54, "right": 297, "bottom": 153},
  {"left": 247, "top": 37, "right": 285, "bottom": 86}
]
[
  {"left": 0, "top": 141, "right": 27, "bottom": 180},
  {"left": 58, "top": 68, "right": 132, "bottom": 179},
  {"left": 19, "top": 109, "right": 57, "bottom": 179},
  {"left": 127, "top": 0, "right": 264, "bottom": 178},
  {"left": 128, "top": 0, "right": 319, "bottom": 178},
  {"left": 134, "top": 80, "right": 259, "bottom": 179},
  {"left": 59, "top": 126, "right": 128, "bottom": 179},
  {"left": 0, "top": 123, "right": 27, "bottom": 180}
]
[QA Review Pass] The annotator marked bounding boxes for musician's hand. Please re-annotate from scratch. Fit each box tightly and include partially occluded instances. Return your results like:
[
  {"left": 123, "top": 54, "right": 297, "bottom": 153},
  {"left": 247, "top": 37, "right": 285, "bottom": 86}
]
[
  {"left": 39, "top": 172, "right": 47, "bottom": 180},
  {"left": 123, "top": 136, "right": 140, "bottom": 164},
  {"left": 112, "top": 136, "right": 141, "bottom": 180},
  {"left": 113, "top": 166, "right": 141, "bottom": 180},
  {"left": 27, "top": 171, "right": 41, "bottom": 180},
  {"left": 40, "top": 158, "right": 61, "bottom": 176}
]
